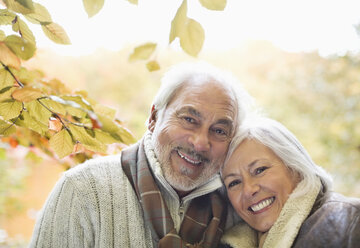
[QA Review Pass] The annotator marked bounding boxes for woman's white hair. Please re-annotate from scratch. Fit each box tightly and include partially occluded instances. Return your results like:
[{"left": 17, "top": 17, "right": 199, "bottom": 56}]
[
  {"left": 225, "top": 115, "right": 333, "bottom": 197},
  {"left": 148, "top": 61, "right": 253, "bottom": 129}
]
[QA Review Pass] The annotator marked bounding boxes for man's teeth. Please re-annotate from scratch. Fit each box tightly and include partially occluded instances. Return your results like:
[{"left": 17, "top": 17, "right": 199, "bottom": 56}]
[
  {"left": 250, "top": 197, "right": 274, "bottom": 212},
  {"left": 177, "top": 151, "right": 201, "bottom": 165}
]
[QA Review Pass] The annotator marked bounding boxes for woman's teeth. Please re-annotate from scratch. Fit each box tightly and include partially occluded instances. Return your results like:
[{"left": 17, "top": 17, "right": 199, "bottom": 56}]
[
  {"left": 250, "top": 197, "right": 275, "bottom": 212},
  {"left": 177, "top": 151, "right": 201, "bottom": 165}
]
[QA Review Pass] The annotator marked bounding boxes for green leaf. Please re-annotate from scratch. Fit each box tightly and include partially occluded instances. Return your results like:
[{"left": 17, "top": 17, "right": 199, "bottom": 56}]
[
  {"left": 0, "top": 9, "right": 16, "bottom": 25},
  {"left": 82, "top": 0, "right": 105, "bottom": 18},
  {"left": 146, "top": 60, "right": 160, "bottom": 72},
  {"left": 0, "top": 42, "right": 21, "bottom": 69},
  {"left": 11, "top": 86, "right": 42, "bottom": 102},
  {"left": 0, "top": 68, "right": 16, "bottom": 88},
  {"left": 179, "top": 18, "right": 204, "bottom": 57},
  {"left": 12, "top": 17, "right": 36, "bottom": 44},
  {"left": 49, "top": 129, "right": 74, "bottom": 158},
  {"left": 0, "top": 119, "right": 16, "bottom": 135},
  {"left": 41, "top": 22, "right": 71, "bottom": 45},
  {"left": 198, "top": 0, "right": 227, "bottom": 10},
  {"left": 0, "top": 99, "right": 22, "bottom": 120},
  {"left": 24, "top": 3, "right": 52, "bottom": 24},
  {"left": 169, "top": 0, "right": 188, "bottom": 43},
  {"left": 129, "top": 43, "right": 157, "bottom": 62},
  {"left": 69, "top": 124, "right": 107, "bottom": 153},
  {"left": 4, "top": 35, "right": 36, "bottom": 60},
  {"left": 25, "top": 100, "right": 52, "bottom": 124},
  {"left": 3, "top": 0, "right": 35, "bottom": 15}
]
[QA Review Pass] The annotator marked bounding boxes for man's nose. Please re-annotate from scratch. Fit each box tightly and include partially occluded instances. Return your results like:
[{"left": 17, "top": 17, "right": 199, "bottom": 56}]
[{"left": 188, "top": 130, "right": 210, "bottom": 152}]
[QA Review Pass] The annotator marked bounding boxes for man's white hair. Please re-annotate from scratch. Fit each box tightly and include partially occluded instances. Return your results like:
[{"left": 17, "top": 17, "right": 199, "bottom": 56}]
[
  {"left": 224, "top": 116, "right": 333, "bottom": 197},
  {"left": 148, "top": 61, "right": 253, "bottom": 129}
]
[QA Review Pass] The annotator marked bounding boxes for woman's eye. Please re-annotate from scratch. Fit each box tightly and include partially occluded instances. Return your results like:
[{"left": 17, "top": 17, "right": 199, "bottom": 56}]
[
  {"left": 254, "top": 166, "right": 268, "bottom": 175},
  {"left": 227, "top": 179, "right": 241, "bottom": 188}
]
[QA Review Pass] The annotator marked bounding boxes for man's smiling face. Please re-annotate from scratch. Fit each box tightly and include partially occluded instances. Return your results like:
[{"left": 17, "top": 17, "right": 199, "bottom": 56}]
[{"left": 149, "top": 78, "right": 237, "bottom": 195}]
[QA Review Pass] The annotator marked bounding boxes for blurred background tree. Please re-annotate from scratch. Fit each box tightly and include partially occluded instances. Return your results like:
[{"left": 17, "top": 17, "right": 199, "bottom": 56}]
[{"left": 0, "top": 0, "right": 360, "bottom": 246}]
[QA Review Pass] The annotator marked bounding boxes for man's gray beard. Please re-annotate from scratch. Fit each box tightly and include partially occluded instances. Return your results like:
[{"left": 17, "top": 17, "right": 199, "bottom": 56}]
[{"left": 152, "top": 136, "right": 222, "bottom": 192}]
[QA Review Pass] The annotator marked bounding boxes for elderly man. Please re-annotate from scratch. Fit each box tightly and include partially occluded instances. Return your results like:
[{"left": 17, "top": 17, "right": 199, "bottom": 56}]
[{"left": 29, "top": 62, "right": 250, "bottom": 248}]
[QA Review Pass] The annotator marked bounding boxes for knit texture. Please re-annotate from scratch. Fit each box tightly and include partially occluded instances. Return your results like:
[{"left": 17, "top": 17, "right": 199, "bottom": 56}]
[{"left": 30, "top": 132, "right": 223, "bottom": 248}]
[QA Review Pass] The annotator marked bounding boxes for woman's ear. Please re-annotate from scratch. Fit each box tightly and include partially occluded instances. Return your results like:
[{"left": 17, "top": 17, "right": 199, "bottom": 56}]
[{"left": 148, "top": 105, "right": 157, "bottom": 132}]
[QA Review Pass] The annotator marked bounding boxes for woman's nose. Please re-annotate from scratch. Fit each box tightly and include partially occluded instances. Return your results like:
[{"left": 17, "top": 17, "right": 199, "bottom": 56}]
[{"left": 242, "top": 180, "right": 260, "bottom": 198}]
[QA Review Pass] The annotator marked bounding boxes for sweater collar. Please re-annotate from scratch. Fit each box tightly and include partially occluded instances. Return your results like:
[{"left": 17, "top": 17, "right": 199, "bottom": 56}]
[
  {"left": 221, "top": 177, "right": 322, "bottom": 248},
  {"left": 143, "top": 131, "right": 223, "bottom": 202}
]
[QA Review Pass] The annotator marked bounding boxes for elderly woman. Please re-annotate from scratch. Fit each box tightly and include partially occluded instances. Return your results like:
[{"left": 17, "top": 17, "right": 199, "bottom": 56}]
[{"left": 220, "top": 117, "right": 360, "bottom": 248}]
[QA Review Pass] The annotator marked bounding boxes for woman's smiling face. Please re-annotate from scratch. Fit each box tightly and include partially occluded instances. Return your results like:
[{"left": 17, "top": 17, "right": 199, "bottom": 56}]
[{"left": 222, "top": 139, "right": 299, "bottom": 232}]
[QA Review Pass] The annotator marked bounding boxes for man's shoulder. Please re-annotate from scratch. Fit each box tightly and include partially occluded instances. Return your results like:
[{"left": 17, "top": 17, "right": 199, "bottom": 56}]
[
  {"left": 65, "top": 154, "right": 122, "bottom": 176},
  {"left": 62, "top": 154, "right": 124, "bottom": 191}
]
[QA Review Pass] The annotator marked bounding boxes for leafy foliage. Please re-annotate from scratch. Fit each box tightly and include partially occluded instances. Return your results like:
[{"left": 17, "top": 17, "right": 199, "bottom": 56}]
[{"left": 0, "top": 0, "right": 141, "bottom": 165}]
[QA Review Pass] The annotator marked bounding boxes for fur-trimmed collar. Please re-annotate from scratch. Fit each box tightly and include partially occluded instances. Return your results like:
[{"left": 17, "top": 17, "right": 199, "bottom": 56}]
[{"left": 221, "top": 178, "right": 321, "bottom": 248}]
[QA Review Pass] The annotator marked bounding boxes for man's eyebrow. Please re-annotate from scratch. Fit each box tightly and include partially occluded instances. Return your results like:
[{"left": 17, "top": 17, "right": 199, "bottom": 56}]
[
  {"left": 216, "top": 118, "right": 233, "bottom": 127},
  {"left": 177, "top": 106, "right": 202, "bottom": 118}
]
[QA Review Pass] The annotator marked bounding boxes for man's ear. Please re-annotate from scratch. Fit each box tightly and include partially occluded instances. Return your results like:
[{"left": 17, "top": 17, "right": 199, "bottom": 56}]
[{"left": 148, "top": 105, "right": 157, "bottom": 132}]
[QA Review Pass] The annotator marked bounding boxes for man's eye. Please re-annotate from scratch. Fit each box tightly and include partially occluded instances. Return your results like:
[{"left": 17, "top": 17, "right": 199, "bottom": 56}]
[
  {"left": 227, "top": 179, "right": 241, "bottom": 189},
  {"left": 212, "top": 128, "right": 228, "bottom": 136},
  {"left": 254, "top": 166, "right": 268, "bottom": 175},
  {"left": 183, "top": 116, "right": 195, "bottom": 123}
]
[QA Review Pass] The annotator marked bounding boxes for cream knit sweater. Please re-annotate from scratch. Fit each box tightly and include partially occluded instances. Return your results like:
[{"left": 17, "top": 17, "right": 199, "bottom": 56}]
[{"left": 29, "top": 134, "right": 223, "bottom": 248}]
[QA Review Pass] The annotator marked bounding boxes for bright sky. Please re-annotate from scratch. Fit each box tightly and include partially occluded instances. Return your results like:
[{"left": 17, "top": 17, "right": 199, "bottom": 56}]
[{"left": 33, "top": 0, "right": 360, "bottom": 56}]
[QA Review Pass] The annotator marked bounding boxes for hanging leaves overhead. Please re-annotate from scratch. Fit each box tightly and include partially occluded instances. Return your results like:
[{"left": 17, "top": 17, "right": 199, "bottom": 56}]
[
  {"left": 198, "top": 0, "right": 227, "bottom": 11},
  {"left": 83, "top": 0, "right": 105, "bottom": 18},
  {"left": 169, "top": 0, "right": 205, "bottom": 57}
]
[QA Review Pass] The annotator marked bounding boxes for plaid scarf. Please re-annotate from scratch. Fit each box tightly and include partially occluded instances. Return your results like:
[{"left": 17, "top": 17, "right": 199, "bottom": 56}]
[{"left": 121, "top": 140, "right": 227, "bottom": 248}]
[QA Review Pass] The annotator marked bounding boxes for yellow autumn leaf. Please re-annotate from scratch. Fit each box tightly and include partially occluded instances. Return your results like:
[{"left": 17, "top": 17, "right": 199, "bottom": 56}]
[
  {"left": 129, "top": 42, "right": 157, "bottom": 62},
  {"left": 12, "top": 17, "right": 36, "bottom": 44},
  {"left": 146, "top": 60, "right": 160, "bottom": 72},
  {"left": 198, "top": 0, "right": 227, "bottom": 11},
  {"left": 0, "top": 119, "right": 16, "bottom": 135},
  {"left": 127, "top": 0, "right": 138, "bottom": 5},
  {"left": 169, "top": 0, "right": 205, "bottom": 56},
  {"left": 0, "top": 42, "right": 21, "bottom": 69},
  {"left": 169, "top": 0, "right": 187, "bottom": 43},
  {"left": 3, "top": 0, "right": 34, "bottom": 15},
  {"left": 41, "top": 22, "right": 71, "bottom": 45},
  {"left": 49, "top": 129, "right": 74, "bottom": 158},
  {"left": 4, "top": 35, "right": 36, "bottom": 60},
  {"left": 0, "top": 9, "right": 16, "bottom": 25},
  {"left": 12, "top": 86, "right": 43, "bottom": 102},
  {"left": 179, "top": 18, "right": 205, "bottom": 57},
  {"left": 0, "top": 30, "right": 5, "bottom": 41},
  {"left": 0, "top": 68, "right": 16, "bottom": 88},
  {"left": 25, "top": 100, "right": 52, "bottom": 125},
  {"left": 0, "top": 99, "right": 22, "bottom": 120},
  {"left": 82, "top": 0, "right": 105, "bottom": 18},
  {"left": 69, "top": 124, "right": 107, "bottom": 153},
  {"left": 24, "top": 3, "right": 52, "bottom": 24}
]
